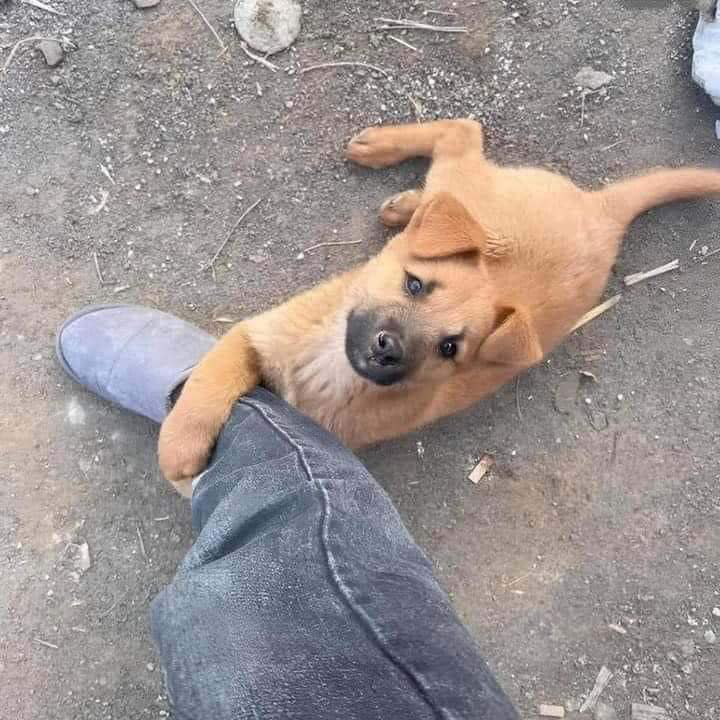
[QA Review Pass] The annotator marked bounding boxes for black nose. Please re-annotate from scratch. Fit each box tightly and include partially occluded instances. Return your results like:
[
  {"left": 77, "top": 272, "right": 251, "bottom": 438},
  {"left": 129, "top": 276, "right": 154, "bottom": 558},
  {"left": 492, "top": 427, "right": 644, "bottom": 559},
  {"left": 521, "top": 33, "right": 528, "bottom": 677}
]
[{"left": 371, "top": 330, "right": 404, "bottom": 366}]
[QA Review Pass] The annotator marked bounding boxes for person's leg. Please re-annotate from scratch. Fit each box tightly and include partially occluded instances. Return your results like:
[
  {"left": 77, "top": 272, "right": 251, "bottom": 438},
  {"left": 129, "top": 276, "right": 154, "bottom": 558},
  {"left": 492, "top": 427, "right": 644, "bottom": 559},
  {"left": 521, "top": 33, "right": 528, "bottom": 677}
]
[
  {"left": 152, "top": 389, "right": 517, "bottom": 720},
  {"left": 56, "top": 306, "right": 518, "bottom": 720}
]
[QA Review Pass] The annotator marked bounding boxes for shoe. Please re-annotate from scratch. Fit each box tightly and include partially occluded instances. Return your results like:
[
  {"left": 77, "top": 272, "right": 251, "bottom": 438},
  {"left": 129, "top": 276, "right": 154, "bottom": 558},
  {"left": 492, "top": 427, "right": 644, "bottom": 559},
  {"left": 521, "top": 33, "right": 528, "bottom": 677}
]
[
  {"left": 56, "top": 304, "right": 216, "bottom": 422},
  {"left": 693, "top": 2, "right": 720, "bottom": 106}
]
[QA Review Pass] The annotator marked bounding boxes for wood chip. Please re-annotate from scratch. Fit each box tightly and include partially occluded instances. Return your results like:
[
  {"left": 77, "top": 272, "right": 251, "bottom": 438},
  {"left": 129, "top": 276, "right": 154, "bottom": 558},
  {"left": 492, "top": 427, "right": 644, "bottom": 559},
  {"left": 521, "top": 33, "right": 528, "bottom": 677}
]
[
  {"left": 580, "top": 666, "right": 613, "bottom": 713},
  {"left": 631, "top": 703, "right": 669, "bottom": 720},
  {"left": 468, "top": 454, "right": 494, "bottom": 484},
  {"left": 608, "top": 623, "right": 627, "bottom": 635},
  {"left": 375, "top": 16, "right": 468, "bottom": 33},
  {"left": 571, "top": 294, "right": 621, "bottom": 333},
  {"left": 624, "top": 259, "right": 679, "bottom": 287},
  {"left": 300, "top": 61, "right": 390, "bottom": 78},
  {"left": 538, "top": 705, "right": 565, "bottom": 718}
]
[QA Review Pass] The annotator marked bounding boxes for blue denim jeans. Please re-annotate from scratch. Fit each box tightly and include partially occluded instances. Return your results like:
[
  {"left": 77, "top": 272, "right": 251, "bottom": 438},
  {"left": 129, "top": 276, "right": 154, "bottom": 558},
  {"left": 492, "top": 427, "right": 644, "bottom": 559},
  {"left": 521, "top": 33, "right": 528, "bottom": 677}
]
[{"left": 151, "top": 389, "right": 518, "bottom": 720}]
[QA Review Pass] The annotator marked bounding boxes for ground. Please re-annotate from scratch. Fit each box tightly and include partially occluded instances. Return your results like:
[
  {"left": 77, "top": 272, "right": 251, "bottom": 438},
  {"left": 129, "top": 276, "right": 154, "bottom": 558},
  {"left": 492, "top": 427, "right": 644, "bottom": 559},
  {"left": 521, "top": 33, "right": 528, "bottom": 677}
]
[{"left": 1, "top": 0, "right": 719, "bottom": 718}]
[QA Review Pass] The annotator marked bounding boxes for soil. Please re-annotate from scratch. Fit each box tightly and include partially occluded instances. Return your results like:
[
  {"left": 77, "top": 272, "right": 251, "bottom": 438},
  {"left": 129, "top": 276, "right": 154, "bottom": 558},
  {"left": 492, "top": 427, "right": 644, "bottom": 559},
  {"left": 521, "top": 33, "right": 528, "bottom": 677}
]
[{"left": 1, "top": 0, "right": 719, "bottom": 718}]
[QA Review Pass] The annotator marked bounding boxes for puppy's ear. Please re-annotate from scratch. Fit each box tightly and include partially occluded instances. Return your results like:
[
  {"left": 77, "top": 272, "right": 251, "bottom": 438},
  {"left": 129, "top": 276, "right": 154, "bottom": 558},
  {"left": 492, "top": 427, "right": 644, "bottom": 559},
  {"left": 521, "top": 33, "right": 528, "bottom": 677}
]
[
  {"left": 408, "top": 193, "right": 507, "bottom": 259},
  {"left": 478, "top": 307, "right": 543, "bottom": 366}
]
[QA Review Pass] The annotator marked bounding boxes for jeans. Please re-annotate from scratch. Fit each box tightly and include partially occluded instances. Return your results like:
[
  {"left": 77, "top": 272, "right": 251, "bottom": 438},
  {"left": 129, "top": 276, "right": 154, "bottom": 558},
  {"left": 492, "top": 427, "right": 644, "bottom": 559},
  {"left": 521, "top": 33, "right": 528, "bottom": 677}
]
[{"left": 151, "top": 389, "right": 518, "bottom": 720}]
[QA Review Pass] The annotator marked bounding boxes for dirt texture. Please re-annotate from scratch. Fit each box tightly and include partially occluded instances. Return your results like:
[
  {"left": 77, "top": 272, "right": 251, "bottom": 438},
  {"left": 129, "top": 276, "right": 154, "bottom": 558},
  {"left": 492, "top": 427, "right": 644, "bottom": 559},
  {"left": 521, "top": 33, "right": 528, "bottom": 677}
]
[{"left": 1, "top": 0, "right": 719, "bottom": 718}]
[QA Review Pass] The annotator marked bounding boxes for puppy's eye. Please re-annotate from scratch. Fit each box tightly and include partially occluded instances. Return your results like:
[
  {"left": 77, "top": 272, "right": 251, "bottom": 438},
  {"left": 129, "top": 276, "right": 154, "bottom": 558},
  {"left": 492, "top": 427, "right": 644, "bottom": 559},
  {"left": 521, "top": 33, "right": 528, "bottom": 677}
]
[
  {"left": 439, "top": 338, "right": 458, "bottom": 359},
  {"left": 405, "top": 273, "right": 423, "bottom": 297}
]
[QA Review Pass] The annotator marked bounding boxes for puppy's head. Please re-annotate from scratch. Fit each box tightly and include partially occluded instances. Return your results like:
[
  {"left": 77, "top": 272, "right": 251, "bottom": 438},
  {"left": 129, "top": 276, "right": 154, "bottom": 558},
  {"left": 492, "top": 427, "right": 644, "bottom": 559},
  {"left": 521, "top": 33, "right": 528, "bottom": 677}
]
[{"left": 344, "top": 192, "right": 543, "bottom": 386}]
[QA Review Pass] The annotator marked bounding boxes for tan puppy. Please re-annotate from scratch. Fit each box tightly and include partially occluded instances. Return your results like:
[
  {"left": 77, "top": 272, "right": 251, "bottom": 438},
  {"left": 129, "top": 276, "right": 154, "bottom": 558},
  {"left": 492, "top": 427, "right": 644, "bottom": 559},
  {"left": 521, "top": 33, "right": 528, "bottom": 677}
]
[{"left": 159, "top": 119, "right": 720, "bottom": 495}]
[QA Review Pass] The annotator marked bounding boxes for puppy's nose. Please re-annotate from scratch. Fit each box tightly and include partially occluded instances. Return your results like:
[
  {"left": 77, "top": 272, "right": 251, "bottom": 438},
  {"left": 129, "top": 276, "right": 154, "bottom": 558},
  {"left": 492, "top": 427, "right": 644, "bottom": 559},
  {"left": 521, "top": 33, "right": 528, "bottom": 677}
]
[{"left": 372, "top": 330, "right": 404, "bottom": 366}]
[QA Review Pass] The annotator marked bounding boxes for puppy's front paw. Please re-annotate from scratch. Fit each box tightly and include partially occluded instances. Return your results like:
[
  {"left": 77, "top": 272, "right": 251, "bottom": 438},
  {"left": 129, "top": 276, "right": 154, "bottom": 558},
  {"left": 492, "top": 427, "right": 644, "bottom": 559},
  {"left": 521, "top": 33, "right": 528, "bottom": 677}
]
[
  {"left": 346, "top": 127, "right": 403, "bottom": 168},
  {"left": 380, "top": 190, "right": 422, "bottom": 227},
  {"left": 158, "top": 406, "right": 221, "bottom": 497}
]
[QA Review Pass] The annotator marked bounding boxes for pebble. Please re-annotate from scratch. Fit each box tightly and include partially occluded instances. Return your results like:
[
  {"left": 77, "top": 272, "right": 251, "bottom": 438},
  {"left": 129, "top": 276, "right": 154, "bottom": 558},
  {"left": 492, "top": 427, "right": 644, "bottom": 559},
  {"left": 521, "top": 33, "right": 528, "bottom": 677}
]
[
  {"left": 712, "top": 607, "right": 720, "bottom": 617},
  {"left": 574, "top": 66, "right": 614, "bottom": 91},
  {"left": 234, "top": 0, "right": 302, "bottom": 54},
  {"left": 133, "top": 0, "right": 161, "bottom": 8},
  {"left": 39, "top": 40, "right": 63, "bottom": 68},
  {"left": 594, "top": 702, "right": 619, "bottom": 720},
  {"left": 705, "top": 629, "right": 717, "bottom": 644}
]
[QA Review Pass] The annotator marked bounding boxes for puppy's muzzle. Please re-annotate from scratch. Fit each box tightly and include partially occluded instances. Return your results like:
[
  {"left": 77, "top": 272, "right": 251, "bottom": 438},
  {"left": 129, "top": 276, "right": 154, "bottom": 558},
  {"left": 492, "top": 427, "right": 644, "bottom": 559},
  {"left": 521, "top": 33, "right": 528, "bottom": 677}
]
[{"left": 345, "top": 310, "right": 409, "bottom": 386}]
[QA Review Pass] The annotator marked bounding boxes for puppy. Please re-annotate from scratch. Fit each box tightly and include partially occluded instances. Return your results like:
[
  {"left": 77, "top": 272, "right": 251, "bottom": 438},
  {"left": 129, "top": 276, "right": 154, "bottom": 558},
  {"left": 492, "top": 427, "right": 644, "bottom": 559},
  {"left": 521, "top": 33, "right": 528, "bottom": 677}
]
[{"left": 159, "top": 119, "right": 720, "bottom": 496}]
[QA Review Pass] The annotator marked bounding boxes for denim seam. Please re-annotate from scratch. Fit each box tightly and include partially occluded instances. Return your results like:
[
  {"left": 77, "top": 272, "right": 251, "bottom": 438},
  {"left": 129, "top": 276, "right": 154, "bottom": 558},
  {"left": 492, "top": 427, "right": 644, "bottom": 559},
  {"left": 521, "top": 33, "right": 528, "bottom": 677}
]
[{"left": 238, "top": 396, "right": 448, "bottom": 720}]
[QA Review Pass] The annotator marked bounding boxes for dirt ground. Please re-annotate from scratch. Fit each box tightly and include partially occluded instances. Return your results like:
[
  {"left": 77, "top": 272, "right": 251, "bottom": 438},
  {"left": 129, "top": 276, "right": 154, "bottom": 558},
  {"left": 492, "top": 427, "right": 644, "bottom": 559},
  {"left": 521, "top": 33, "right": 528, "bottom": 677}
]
[{"left": 1, "top": 0, "right": 719, "bottom": 718}]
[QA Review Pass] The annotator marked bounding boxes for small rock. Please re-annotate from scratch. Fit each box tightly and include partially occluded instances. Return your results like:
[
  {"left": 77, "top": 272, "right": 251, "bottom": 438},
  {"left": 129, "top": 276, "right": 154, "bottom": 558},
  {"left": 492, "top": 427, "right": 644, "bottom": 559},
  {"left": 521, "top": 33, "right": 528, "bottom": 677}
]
[
  {"left": 574, "top": 66, "right": 614, "bottom": 91},
  {"left": 681, "top": 661, "right": 693, "bottom": 675},
  {"left": 713, "top": 607, "right": 720, "bottom": 618},
  {"left": 38, "top": 40, "right": 63, "bottom": 68},
  {"left": 146, "top": 662, "right": 155, "bottom": 672},
  {"left": 704, "top": 629, "right": 716, "bottom": 644},
  {"left": 133, "top": 0, "right": 161, "bottom": 8},
  {"left": 234, "top": 0, "right": 302, "bottom": 55},
  {"left": 594, "top": 702, "right": 619, "bottom": 720}
]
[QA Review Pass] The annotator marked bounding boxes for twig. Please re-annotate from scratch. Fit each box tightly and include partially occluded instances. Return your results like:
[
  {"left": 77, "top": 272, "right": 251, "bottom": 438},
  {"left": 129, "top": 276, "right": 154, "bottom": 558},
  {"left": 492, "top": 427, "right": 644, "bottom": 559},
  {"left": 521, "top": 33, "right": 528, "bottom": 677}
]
[
  {"left": 300, "top": 61, "right": 390, "bottom": 78},
  {"left": 388, "top": 35, "right": 422, "bottom": 52},
  {"left": 504, "top": 571, "right": 532, "bottom": 588},
  {"left": 699, "top": 246, "right": 720, "bottom": 261},
  {"left": 624, "top": 259, "right": 679, "bottom": 286},
  {"left": 688, "top": 238, "right": 698, "bottom": 253},
  {"left": 89, "top": 189, "right": 109, "bottom": 215},
  {"left": 579, "top": 666, "right": 613, "bottom": 712},
  {"left": 204, "top": 198, "right": 262, "bottom": 271},
  {"left": 186, "top": 0, "right": 227, "bottom": 54},
  {"left": 580, "top": 91, "right": 586, "bottom": 127},
  {"left": 34, "top": 637, "right": 59, "bottom": 649},
  {"left": 92, "top": 252, "right": 106, "bottom": 286},
  {"left": 20, "top": 0, "right": 65, "bottom": 16},
  {"left": 423, "top": 8, "right": 458, "bottom": 17},
  {"left": 2, "top": 35, "right": 63, "bottom": 73},
  {"left": 601, "top": 139, "right": 624, "bottom": 152},
  {"left": 375, "top": 17, "right": 468, "bottom": 32},
  {"left": 571, "top": 294, "right": 621, "bottom": 332},
  {"left": 136, "top": 524, "right": 148, "bottom": 562},
  {"left": 100, "top": 163, "right": 116, "bottom": 185},
  {"left": 515, "top": 376, "right": 523, "bottom": 421},
  {"left": 302, "top": 238, "right": 363, "bottom": 254},
  {"left": 239, "top": 41, "right": 278, "bottom": 72}
]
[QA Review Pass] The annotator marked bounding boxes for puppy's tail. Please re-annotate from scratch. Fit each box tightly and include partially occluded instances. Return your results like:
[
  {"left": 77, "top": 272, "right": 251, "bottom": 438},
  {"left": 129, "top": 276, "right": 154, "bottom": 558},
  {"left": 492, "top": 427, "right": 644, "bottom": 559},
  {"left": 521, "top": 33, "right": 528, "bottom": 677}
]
[{"left": 596, "top": 168, "right": 720, "bottom": 227}]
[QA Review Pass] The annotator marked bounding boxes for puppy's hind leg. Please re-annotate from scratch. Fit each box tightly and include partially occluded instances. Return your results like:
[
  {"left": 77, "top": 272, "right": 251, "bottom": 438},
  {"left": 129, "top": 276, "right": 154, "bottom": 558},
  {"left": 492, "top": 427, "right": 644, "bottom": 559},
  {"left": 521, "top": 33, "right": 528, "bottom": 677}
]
[
  {"left": 346, "top": 119, "right": 485, "bottom": 169},
  {"left": 380, "top": 189, "right": 423, "bottom": 227}
]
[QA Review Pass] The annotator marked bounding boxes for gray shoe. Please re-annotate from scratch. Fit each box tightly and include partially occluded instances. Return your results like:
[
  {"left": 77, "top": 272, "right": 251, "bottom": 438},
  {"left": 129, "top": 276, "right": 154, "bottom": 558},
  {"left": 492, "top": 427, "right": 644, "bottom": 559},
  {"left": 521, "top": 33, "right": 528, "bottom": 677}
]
[{"left": 56, "top": 305, "right": 216, "bottom": 423}]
